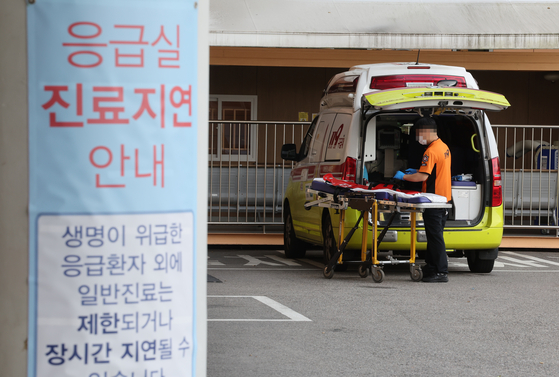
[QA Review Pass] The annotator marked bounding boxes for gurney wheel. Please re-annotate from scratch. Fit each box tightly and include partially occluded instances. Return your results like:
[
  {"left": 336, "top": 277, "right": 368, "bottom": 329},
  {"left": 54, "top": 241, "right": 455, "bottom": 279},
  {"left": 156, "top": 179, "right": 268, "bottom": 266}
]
[
  {"left": 371, "top": 268, "right": 384, "bottom": 283},
  {"left": 358, "top": 265, "right": 369, "bottom": 278},
  {"left": 323, "top": 266, "right": 335, "bottom": 279},
  {"left": 410, "top": 267, "right": 423, "bottom": 282}
]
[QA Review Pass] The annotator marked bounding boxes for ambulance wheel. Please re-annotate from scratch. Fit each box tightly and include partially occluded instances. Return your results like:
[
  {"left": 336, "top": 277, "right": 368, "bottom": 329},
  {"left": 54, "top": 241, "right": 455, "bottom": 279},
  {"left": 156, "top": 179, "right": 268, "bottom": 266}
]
[
  {"left": 467, "top": 251, "right": 495, "bottom": 273},
  {"left": 322, "top": 211, "right": 347, "bottom": 272},
  {"left": 410, "top": 267, "right": 423, "bottom": 282},
  {"left": 371, "top": 268, "right": 384, "bottom": 283},
  {"left": 323, "top": 266, "right": 335, "bottom": 279},
  {"left": 358, "top": 265, "right": 369, "bottom": 278},
  {"left": 283, "top": 205, "right": 306, "bottom": 259}
]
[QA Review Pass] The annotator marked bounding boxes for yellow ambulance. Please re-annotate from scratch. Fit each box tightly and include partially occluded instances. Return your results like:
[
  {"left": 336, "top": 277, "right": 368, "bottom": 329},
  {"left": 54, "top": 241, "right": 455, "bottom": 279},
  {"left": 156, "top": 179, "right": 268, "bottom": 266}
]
[{"left": 281, "top": 63, "right": 509, "bottom": 273}]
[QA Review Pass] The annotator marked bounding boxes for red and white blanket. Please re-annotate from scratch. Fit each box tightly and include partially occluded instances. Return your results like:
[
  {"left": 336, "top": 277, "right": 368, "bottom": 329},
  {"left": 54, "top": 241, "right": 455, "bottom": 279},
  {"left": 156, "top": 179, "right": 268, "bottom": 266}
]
[{"left": 318, "top": 174, "right": 448, "bottom": 203}]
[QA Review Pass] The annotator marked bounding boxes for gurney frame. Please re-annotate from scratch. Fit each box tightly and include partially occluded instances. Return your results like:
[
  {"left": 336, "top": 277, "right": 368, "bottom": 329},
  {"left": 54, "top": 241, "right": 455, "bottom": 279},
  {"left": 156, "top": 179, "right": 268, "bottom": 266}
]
[{"left": 305, "top": 188, "right": 451, "bottom": 283}]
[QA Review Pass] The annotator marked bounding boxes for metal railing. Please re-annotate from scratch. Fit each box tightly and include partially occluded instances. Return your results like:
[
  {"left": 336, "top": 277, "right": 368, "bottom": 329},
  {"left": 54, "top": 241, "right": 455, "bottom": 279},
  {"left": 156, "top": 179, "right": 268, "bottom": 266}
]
[
  {"left": 493, "top": 125, "right": 559, "bottom": 236},
  {"left": 208, "top": 121, "right": 559, "bottom": 236},
  {"left": 208, "top": 121, "right": 310, "bottom": 229}
]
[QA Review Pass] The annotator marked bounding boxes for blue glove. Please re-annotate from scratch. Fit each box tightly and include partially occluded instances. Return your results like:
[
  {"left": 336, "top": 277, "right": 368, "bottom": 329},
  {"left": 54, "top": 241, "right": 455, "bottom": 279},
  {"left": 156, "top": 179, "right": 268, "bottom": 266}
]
[
  {"left": 393, "top": 171, "right": 405, "bottom": 180},
  {"left": 405, "top": 168, "right": 417, "bottom": 175}
]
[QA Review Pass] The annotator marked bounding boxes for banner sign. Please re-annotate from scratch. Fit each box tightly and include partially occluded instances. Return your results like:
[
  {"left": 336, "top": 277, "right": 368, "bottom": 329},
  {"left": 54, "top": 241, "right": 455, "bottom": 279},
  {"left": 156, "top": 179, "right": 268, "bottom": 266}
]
[{"left": 27, "top": 1, "right": 199, "bottom": 376}]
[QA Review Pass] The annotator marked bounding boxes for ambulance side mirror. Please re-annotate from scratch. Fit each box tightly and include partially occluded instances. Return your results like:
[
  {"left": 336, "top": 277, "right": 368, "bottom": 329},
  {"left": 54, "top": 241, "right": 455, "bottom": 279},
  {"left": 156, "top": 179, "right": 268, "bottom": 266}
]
[{"left": 281, "top": 144, "right": 299, "bottom": 161}]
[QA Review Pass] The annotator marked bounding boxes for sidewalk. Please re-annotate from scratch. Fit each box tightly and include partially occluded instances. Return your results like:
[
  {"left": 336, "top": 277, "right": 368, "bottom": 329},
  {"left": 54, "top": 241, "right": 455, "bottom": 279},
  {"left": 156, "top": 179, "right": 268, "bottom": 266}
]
[{"left": 209, "top": 230, "right": 559, "bottom": 249}]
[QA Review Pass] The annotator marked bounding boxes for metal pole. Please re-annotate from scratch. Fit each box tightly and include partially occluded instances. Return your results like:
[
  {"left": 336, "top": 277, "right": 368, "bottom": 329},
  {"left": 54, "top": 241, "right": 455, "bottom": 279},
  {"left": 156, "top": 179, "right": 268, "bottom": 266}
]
[
  {"left": 264, "top": 125, "right": 268, "bottom": 223},
  {"left": 254, "top": 124, "right": 259, "bottom": 223}
]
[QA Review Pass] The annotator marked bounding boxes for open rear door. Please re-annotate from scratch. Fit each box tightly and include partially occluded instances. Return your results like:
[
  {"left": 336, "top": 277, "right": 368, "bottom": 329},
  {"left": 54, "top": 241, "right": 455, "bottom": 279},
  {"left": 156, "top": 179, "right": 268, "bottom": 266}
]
[{"left": 363, "top": 87, "right": 510, "bottom": 111}]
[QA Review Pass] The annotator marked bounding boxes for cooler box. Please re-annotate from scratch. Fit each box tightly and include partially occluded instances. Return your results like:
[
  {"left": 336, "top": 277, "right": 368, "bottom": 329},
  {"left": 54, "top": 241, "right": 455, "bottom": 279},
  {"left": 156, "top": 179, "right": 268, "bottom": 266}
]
[
  {"left": 452, "top": 182, "right": 481, "bottom": 220},
  {"left": 535, "top": 146, "right": 558, "bottom": 170}
]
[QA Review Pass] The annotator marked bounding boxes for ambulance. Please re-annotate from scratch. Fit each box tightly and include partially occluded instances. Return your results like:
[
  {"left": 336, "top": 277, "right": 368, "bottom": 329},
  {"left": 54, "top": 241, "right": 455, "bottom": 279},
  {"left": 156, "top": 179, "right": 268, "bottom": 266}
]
[{"left": 281, "top": 63, "right": 509, "bottom": 273}]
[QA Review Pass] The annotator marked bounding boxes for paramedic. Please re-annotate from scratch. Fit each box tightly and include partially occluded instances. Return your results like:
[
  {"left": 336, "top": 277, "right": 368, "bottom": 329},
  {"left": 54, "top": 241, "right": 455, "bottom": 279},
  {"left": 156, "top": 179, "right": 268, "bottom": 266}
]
[{"left": 393, "top": 117, "right": 452, "bottom": 283}]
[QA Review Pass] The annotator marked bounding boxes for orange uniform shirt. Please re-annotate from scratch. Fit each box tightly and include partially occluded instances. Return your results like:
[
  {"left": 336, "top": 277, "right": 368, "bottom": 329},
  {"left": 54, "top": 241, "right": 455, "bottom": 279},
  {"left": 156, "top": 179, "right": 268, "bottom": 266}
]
[{"left": 418, "top": 138, "right": 452, "bottom": 202}]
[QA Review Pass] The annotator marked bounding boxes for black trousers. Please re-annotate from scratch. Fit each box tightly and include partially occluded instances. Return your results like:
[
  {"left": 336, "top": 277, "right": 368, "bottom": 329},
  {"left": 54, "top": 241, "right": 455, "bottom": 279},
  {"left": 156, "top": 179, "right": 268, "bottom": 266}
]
[{"left": 422, "top": 208, "right": 448, "bottom": 274}]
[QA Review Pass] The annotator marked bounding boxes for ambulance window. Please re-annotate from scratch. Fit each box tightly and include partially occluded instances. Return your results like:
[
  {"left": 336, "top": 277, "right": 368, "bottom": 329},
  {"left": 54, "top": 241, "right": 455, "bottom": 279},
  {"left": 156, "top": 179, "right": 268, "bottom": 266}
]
[
  {"left": 327, "top": 75, "right": 359, "bottom": 94},
  {"left": 298, "top": 116, "right": 318, "bottom": 160}
]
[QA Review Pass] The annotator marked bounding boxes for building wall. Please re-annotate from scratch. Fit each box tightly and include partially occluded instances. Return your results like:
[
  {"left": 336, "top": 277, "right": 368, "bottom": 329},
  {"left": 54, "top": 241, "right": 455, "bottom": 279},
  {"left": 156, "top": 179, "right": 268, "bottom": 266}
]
[
  {"left": 472, "top": 71, "right": 559, "bottom": 170},
  {"left": 473, "top": 71, "right": 559, "bottom": 126},
  {"left": 210, "top": 66, "right": 345, "bottom": 121}
]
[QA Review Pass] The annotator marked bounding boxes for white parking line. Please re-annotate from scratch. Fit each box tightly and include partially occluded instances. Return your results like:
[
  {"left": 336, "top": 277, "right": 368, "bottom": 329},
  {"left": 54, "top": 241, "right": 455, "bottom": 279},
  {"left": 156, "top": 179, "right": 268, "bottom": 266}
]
[
  {"left": 237, "top": 255, "right": 283, "bottom": 266},
  {"left": 252, "top": 296, "right": 311, "bottom": 321},
  {"left": 208, "top": 295, "right": 312, "bottom": 322},
  {"left": 497, "top": 256, "right": 547, "bottom": 268},
  {"left": 493, "top": 260, "right": 529, "bottom": 268},
  {"left": 503, "top": 251, "right": 559, "bottom": 267},
  {"left": 265, "top": 254, "right": 301, "bottom": 266}
]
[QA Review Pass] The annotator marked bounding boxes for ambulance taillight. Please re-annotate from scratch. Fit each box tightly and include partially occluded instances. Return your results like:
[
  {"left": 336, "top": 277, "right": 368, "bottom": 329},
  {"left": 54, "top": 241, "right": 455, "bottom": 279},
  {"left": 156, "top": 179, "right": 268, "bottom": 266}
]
[
  {"left": 491, "top": 157, "right": 503, "bottom": 207},
  {"left": 370, "top": 75, "right": 467, "bottom": 90},
  {"left": 341, "top": 157, "right": 357, "bottom": 182}
]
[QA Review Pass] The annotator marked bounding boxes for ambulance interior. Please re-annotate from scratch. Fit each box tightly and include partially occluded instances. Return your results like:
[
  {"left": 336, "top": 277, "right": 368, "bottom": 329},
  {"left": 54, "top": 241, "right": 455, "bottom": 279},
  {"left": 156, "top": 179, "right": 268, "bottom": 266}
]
[{"left": 363, "top": 113, "right": 484, "bottom": 225}]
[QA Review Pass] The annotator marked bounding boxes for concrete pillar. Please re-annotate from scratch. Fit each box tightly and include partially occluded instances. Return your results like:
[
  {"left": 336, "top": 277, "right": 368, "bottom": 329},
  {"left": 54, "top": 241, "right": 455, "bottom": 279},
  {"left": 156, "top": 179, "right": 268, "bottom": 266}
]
[{"left": 0, "top": 0, "right": 29, "bottom": 375}]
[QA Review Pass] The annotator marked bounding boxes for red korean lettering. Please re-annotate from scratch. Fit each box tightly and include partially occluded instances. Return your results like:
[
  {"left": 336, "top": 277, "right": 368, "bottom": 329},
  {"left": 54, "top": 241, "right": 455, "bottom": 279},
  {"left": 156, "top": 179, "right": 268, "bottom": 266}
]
[
  {"left": 114, "top": 49, "right": 144, "bottom": 68},
  {"left": 153, "top": 25, "right": 180, "bottom": 68},
  {"left": 151, "top": 26, "right": 173, "bottom": 47},
  {"left": 76, "top": 83, "right": 83, "bottom": 116},
  {"left": 89, "top": 146, "right": 125, "bottom": 188},
  {"left": 68, "top": 22, "right": 102, "bottom": 39},
  {"left": 160, "top": 84, "right": 166, "bottom": 128},
  {"left": 109, "top": 25, "right": 149, "bottom": 45},
  {"left": 170, "top": 85, "right": 192, "bottom": 127},
  {"left": 68, "top": 51, "right": 103, "bottom": 68},
  {"left": 154, "top": 144, "right": 165, "bottom": 187},
  {"left": 63, "top": 22, "right": 107, "bottom": 68},
  {"left": 110, "top": 25, "right": 147, "bottom": 68},
  {"left": 47, "top": 113, "right": 83, "bottom": 128},
  {"left": 158, "top": 50, "right": 179, "bottom": 69},
  {"left": 132, "top": 89, "right": 157, "bottom": 120},
  {"left": 131, "top": 145, "right": 164, "bottom": 187},
  {"left": 42, "top": 85, "right": 84, "bottom": 127},
  {"left": 89, "top": 144, "right": 163, "bottom": 188},
  {"left": 90, "top": 146, "right": 112, "bottom": 169},
  {"left": 88, "top": 87, "right": 129, "bottom": 124},
  {"left": 42, "top": 86, "right": 70, "bottom": 110},
  {"left": 121, "top": 144, "right": 130, "bottom": 177},
  {"left": 135, "top": 148, "right": 152, "bottom": 178}
]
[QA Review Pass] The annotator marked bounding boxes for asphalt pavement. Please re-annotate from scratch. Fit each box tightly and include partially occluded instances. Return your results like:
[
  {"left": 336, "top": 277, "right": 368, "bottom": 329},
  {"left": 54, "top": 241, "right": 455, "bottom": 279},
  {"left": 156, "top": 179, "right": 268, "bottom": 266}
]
[{"left": 207, "top": 247, "right": 559, "bottom": 377}]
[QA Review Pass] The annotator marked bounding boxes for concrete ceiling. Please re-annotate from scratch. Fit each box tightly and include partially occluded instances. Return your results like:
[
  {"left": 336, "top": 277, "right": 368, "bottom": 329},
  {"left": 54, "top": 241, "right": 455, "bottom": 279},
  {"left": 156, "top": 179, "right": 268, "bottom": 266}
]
[{"left": 210, "top": 0, "right": 559, "bottom": 49}]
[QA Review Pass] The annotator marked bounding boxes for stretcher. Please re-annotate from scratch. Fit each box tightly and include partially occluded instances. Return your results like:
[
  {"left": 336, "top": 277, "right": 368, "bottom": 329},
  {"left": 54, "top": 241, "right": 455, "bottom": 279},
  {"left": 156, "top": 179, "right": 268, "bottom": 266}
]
[{"left": 305, "top": 175, "right": 452, "bottom": 282}]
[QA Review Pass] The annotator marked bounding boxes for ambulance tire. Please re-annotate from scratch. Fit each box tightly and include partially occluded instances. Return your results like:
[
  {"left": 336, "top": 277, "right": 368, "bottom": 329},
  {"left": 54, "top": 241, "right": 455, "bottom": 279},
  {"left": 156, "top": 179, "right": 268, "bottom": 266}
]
[
  {"left": 467, "top": 251, "right": 495, "bottom": 273},
  {"left": 283, "top": 205, "right": 307, "bottom": 259},
  {"left": 322, "top": 211, "right": 348, "bottom": 272}
]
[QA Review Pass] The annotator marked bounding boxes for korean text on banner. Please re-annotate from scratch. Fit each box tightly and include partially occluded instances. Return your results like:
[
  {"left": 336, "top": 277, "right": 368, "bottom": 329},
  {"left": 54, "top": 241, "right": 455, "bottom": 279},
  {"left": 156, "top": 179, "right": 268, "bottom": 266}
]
[{"left": 27, "top": 1, "right": 199, "bottom": 376}]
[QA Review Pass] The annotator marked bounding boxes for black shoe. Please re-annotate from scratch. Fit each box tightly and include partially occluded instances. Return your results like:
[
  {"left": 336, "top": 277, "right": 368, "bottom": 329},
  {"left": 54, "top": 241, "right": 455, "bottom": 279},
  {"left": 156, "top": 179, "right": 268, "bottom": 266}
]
[
  {"left": 422, "top": 273, "right": 448, "bottom": 283},
  {"left": 422, "top": 265, "right": 436, "bottom": 278}
]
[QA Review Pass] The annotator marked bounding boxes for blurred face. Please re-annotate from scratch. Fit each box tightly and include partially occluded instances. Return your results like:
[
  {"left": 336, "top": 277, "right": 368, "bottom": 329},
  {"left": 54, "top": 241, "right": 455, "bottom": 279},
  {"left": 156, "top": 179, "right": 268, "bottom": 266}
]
[{"left": 416, "top": 129, "right": 429, "bottom": 145}]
